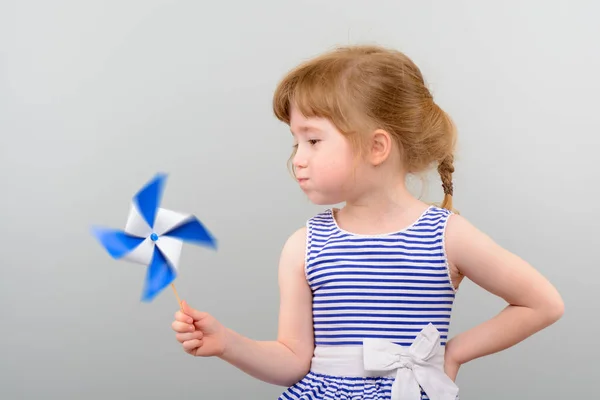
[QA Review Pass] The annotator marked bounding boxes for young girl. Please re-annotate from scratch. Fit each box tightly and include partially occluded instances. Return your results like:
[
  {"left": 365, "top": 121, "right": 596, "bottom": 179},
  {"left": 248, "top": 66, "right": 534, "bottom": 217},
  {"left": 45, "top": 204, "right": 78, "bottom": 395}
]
[{"left": 171, "top": 45, "right": 564, "bottom": 399}]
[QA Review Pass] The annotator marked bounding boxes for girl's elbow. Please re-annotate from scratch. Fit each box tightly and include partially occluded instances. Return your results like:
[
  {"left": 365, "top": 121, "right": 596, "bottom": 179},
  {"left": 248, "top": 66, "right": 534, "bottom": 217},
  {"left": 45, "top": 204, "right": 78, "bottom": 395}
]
[
  {"left": 282, "top": 363, "right": 311, "bottom": 387},
  {"left": 296, "top": 355, "right": 312, "bottom": 379},
  {"left": 280, "top": 353, "right": 312, "bottom": 387},
  {"left": 541, "top": 293, "right": 565, "bottom": 325},
  {"left": 551, "top": 297, "right": 565, "bottom": 322}
]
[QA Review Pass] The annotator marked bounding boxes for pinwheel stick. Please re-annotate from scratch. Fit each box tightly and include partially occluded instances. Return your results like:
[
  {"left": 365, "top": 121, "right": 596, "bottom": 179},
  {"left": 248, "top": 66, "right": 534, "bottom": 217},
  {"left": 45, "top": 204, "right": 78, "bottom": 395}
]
[{"left": 171, "top": 283, "right": 183, "bottom": 310}]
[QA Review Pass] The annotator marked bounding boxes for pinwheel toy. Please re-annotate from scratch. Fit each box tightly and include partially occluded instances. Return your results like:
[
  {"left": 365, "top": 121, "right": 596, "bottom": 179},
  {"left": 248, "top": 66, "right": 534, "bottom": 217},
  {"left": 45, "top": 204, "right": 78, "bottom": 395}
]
[{"left": 91, "top": 173, "right": 217, "bottom": 305}]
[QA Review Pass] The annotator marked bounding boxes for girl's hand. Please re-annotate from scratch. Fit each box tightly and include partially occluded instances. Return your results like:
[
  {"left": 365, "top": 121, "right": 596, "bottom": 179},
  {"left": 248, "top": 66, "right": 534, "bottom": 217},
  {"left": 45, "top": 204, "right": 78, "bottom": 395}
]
[{"left": 172, "top": 300, "right": 228, "bottom": 357}]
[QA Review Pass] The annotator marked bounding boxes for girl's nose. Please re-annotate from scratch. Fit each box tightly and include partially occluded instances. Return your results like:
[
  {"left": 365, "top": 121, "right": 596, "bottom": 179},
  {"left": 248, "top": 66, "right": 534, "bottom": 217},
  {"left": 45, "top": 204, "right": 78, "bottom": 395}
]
[{"left": 292, "top": 151, "right": 307, "bottom": 169}]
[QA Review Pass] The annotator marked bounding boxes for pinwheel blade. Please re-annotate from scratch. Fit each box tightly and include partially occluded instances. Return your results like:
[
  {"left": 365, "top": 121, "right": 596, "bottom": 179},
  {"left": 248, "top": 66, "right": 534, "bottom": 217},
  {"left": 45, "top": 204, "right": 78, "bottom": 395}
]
[
  {"left": 124, "top": 203, "right": 153, "bottom": 238},
  {"left": 155, "top": 236, "right": 183, "bottom": 270},
  {"left": 142, "top": 246, "right": 176, "bottom": 302},
  {"left": 121, "top": 237, "right": 155, "bottom": 266},
  {"left": 91, "top": 226, "right": 145, "bottom": 259},
  {"left": 153, "top": 208, "right": 190, "bottom": 236},
  {"left": 133, "top": 173, "right": 167, "bottom": 229},
  {"left": 162, "top": 217, "right": 217, "bottom": 249}
]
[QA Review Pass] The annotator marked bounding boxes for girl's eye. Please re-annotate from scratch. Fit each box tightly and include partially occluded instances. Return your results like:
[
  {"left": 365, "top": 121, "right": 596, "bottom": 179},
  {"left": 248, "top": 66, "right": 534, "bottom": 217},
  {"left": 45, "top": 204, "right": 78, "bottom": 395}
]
[{"left": 292, "top": 140, "right": 319, "bottom": 148}]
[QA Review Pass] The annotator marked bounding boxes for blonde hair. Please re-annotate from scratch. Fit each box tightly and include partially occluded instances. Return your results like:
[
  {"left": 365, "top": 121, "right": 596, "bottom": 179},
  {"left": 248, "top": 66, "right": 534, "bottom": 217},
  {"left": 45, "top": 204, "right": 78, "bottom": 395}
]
[{"left": 272, "top": 44, "right": 457, "bottom": 211}]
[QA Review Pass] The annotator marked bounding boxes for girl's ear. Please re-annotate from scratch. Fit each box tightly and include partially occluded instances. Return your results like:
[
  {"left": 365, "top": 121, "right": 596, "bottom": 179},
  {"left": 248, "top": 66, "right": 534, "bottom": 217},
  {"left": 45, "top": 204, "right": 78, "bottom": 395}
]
[{"left": 369, "top": 128, "right": 394, "bottom": 166}]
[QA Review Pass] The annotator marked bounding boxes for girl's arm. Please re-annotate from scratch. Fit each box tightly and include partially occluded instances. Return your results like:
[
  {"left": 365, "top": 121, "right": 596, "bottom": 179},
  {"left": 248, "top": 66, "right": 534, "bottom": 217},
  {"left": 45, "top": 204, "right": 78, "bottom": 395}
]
[
  {"left": 443, "top": 214, "right": 564, "bottom": 370},
  {"left": 218, "top": 227, "right": 315, "bottom": 387}
]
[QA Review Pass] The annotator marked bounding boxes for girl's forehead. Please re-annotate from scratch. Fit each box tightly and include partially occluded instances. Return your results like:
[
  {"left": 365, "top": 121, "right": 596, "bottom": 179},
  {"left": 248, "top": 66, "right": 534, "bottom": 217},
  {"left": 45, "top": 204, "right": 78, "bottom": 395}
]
[
  {"left": 290, "top": 121, "right": 331, "bottom": 139},
  {"left": 289, "top": 106, "right": 332, "bottom": 134}
]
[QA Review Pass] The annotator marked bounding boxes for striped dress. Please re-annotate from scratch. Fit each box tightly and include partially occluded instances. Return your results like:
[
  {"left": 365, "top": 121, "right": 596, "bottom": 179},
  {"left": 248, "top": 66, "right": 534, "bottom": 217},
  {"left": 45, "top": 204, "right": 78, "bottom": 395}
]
[{"left": 278, "top": 206, "right": 459, "bottom": 400}]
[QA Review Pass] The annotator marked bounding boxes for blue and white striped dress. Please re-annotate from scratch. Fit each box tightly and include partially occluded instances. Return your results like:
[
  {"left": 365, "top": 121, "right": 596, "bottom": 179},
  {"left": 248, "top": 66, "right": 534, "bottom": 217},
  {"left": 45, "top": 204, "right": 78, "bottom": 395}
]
[{"left": 279, "top": 206, "right": 459, "bottom": 400}]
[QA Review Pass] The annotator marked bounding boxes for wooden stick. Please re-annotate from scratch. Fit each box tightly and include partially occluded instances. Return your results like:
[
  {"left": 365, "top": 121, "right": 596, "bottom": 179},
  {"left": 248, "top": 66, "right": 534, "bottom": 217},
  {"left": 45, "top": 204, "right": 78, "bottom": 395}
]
[{"left": 171, "top": 283, "right": 182, "bottom": 310}]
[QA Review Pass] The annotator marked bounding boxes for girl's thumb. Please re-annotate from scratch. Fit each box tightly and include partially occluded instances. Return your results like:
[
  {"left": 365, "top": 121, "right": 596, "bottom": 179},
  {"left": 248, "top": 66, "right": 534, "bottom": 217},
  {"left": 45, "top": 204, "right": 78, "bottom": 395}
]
[{"left": 181, "top": 300, "right": 207, "bottom": 321}]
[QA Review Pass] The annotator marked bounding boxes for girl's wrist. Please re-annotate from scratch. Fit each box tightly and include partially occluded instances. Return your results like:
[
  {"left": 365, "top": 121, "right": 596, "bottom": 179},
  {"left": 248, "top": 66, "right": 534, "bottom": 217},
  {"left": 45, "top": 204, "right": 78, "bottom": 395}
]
[
  {"left": 444, "top": 337, "right": 463, "bottom": 366},
  {"left": 444, "top": 338, "right": 463, "bottom": 381},
  {"left": 218, "top": 327, "right": 235, "bottom": 360}
]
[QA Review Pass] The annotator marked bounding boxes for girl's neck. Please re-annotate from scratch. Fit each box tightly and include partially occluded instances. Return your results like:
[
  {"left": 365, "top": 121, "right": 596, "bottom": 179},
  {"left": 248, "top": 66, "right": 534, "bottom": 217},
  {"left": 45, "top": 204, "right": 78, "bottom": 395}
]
[{"left": 334, "top": 179, "right": 430, "bottom": 235}]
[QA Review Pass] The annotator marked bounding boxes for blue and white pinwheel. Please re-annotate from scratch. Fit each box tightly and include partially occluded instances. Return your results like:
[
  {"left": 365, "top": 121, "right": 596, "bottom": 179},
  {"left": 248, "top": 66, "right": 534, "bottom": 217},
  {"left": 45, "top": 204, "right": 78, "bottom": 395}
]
[{"left": 92, "top": 173, "right": 217, "bottom": 302}]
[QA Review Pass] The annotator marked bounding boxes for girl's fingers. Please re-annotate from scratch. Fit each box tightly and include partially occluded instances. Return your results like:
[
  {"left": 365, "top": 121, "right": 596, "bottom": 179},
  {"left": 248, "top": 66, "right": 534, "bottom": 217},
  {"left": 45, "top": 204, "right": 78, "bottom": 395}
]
[
  {"left": 175, "top": 311, "right": 194, "bottom": 324},
  {"left": 182, "top": 339, "right": 203, "bottom": 352},
  {"left": 176, "top": 331, "right": 204, "bottom": 343},
  {"left": 171, "top": 320, "right": 195, "bottom": 333}
]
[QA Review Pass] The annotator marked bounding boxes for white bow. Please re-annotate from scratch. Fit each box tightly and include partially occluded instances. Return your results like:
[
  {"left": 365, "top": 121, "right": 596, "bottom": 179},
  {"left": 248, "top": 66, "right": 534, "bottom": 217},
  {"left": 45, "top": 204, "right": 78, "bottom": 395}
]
[{"left": 363, "top": 323, "right": 459, "bottom": 400}]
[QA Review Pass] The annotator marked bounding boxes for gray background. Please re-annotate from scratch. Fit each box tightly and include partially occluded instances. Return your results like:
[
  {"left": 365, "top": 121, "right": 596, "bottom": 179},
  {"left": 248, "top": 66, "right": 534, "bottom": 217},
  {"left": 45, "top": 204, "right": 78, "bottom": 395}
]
[{"left": 1, "top": 1, "right": 598, "bottom": 399}]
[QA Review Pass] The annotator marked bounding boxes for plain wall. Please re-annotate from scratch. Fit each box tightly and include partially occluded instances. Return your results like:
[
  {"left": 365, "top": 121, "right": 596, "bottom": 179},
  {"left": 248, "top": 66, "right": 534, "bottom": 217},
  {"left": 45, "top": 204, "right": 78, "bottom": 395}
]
[{"left": 1, "top": 1, "right": 598, "bottom": 399}]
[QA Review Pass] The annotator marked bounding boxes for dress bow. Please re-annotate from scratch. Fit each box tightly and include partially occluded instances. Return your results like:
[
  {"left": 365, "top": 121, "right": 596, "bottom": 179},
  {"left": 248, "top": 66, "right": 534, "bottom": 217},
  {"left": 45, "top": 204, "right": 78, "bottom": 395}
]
[{"left": 363, "top": 323, "right": 459, "bottom": 400}]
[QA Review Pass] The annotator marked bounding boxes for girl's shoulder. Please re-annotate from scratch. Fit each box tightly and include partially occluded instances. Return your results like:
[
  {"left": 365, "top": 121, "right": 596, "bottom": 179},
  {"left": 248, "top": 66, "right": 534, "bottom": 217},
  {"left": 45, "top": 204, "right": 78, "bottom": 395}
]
[{"left": 306, "top": 208, "right": 335, "bottom": 224}]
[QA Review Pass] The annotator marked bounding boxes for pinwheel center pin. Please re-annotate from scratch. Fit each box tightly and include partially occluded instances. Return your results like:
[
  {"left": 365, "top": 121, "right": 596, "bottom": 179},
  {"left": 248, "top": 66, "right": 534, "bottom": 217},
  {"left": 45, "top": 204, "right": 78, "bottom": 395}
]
[{"left": 150, "top": 233, "right": 159, "bottom": 241}]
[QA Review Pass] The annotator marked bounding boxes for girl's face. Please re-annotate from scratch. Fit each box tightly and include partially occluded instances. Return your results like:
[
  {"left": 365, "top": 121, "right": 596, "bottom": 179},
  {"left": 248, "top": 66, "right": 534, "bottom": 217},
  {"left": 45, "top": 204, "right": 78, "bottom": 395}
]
[{"left": 289, "top": 105, "right": 366, "bottom": 205}]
